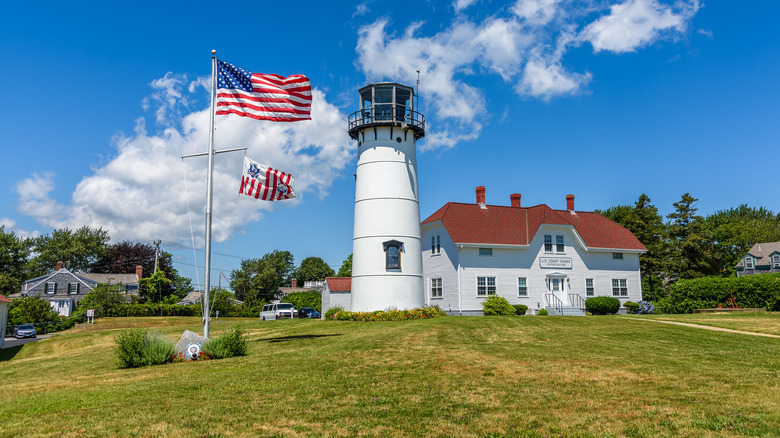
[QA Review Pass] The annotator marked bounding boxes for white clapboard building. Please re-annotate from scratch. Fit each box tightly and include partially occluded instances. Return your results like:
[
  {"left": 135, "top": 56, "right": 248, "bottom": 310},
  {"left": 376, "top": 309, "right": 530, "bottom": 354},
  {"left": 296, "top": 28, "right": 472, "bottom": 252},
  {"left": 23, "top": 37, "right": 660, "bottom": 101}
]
[{"left": 420, "top": 187, "right": 647, "bottom": 315}]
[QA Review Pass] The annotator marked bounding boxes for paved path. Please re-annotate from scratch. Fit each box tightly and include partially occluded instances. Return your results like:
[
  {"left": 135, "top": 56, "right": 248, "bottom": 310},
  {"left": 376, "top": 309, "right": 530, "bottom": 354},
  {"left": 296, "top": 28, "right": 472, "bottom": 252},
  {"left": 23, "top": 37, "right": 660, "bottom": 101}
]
[{"left": 624, "top": 317, "right": 780, "bottom": 338}]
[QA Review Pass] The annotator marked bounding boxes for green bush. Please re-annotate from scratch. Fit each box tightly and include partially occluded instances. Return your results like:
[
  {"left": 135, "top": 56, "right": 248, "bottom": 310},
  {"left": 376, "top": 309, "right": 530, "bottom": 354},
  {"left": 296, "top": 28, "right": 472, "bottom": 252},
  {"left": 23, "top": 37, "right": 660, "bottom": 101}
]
[
  {"left": 585, "top": 296, "right": 621, "bottom": 315},
  {"left": 512, "top": 304, "right": 529, "bottom": 315},
  {"left": 660, "top": 273, "right": 780, "bottom": 314},
  {"left": 624, "top": 301, "right": 639, "bottom": 314},
  {"left": 325, "top": 306, "right": 447, "bottom": 322},
  {"left": 482, "top": 295, "right": 515, "bottom": 315},
  {"left": 282, "top": 292, "right": 321, "bottom": 312},
  {"left": 114, "top": 329, "right": 175, "bottom": 368},
  {"left": 536, "top": 308, "right": 548, "bottom": 316},
  {"left": 203, "top": 325, "right": 247, "bottom": 359},
  {"left": 324, "top": 305, "right": 344, "bottom": 320}
]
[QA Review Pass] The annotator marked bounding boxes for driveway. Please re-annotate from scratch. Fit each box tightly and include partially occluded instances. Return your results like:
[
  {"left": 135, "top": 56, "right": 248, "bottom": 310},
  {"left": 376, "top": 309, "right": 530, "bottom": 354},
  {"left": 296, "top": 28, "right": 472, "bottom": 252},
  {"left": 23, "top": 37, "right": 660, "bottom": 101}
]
[{"left": 2, "top": 334, "right": 54, "bottom": 349}]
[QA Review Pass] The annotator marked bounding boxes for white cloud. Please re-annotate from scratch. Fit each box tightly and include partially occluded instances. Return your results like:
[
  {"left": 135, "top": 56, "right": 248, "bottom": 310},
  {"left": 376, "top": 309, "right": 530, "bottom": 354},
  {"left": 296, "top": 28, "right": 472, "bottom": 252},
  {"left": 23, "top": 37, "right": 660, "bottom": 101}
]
[
  {"left": 580, "top": 0, "right": 699, "bottom": 53},
  {"left": 15, "top": 84, "right": 353, "bottom": 246},
  {"left": 354, "top": 1, "right": 700, "bottom": 151}
]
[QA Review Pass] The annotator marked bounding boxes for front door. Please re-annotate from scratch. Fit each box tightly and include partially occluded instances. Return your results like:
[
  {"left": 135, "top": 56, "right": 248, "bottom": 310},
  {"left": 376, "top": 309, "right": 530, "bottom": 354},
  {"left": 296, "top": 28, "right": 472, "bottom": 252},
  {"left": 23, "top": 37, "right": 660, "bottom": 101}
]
[{"left": 550, "top": 277, "right": 569, "bottom": 306}]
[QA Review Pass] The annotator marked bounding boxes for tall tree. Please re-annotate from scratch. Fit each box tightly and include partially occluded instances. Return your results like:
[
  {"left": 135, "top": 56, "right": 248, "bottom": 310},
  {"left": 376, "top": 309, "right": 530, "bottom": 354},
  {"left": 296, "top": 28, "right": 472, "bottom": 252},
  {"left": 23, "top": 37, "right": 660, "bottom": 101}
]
[
  {"left": 29, "top": 226, "right": 110, "bottom": 275},
  {"left": 229, "top": 250, "right": 295, "bottom": 305},
  {"left": 666, "top": 193, "right": 707, "bottom": 281},
  {"left": 0, "top": 226, "right": 33, "bottom": 296},
  {"left": 625, "top": 194, "right": 667, "bottom": 300},
  {"left": 336, "top": 254, "right": 352, "bottom": 277},
  {"left": 139, "top": 270, "right": 174, "bottom": 303},
  {"left": 702, "top": 205, "right": 780, "bottom": 276},
  {"left": 295, "top": 257, "right": 334, "bottom": 283},
  {"left": 93, "top": 241, "right": 173, "bottom": 277}
]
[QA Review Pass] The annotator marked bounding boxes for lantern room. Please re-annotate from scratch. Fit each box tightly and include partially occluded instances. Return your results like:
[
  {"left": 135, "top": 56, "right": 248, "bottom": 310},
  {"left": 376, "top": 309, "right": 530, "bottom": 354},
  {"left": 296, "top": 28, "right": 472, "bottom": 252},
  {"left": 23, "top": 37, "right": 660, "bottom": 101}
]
[{"left": 347, "top": 82, "right": 425, "bottom": 140}]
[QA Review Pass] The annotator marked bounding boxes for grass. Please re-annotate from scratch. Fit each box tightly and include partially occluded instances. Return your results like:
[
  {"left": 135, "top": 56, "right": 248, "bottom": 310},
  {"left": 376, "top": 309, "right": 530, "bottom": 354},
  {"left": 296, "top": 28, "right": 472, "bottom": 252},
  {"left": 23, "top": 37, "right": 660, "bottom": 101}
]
[
  {"left": 620, "top": 311, "right": 780, "bottom": 336},
  {"left": 0, "top": 314, "right": 778, "bottom": 437}
]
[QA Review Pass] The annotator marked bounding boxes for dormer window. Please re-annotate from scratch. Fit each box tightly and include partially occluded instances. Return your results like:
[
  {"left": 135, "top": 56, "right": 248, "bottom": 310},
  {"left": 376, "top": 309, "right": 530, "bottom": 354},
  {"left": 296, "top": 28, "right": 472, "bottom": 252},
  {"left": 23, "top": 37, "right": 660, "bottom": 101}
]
[
  {"left": 383, "top": 240, "right": 403, "bottom": 270},
  {"left": 744, "top": 256, "right": 755, "bottom": 269},
  {"left": 772, "top": 254, "right": 780, "bottom": 269}
]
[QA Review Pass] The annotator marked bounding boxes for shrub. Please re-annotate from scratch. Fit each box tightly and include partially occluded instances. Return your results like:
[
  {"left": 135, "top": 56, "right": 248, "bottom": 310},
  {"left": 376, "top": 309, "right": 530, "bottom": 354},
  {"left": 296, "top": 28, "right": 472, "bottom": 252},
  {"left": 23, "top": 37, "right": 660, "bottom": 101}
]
[
  {"left": 585, "top": 296, "right": 621, "bottom": 315},
  {"left": 325, "top": 306, "right": 447, "bottom": 322},
  {"left": 536, "top": 308, "right": 548, "bottom": 316},
  {"left": 203, "top": 325, "right": 247, "bottom": 359},
  {"left": 662, "top": 273, "right": 780, "bottom": 314},
  {"left": 624, "top": 301, "right": 639, "bottom": 314},
  {"left": 114, "top": 329, "right": 175, "bottom": 368},
  {"left": 324, "top": 305, "right": 344, "bottom": 320},
  {"left": 482, "top": 295, "right": 516, "bottom": 315},
  {"left": 512, "top": 304, "right": 529, "bottom": 315},
  {"left": 637, "top": 300, "right": 655, "bottom": 314}
]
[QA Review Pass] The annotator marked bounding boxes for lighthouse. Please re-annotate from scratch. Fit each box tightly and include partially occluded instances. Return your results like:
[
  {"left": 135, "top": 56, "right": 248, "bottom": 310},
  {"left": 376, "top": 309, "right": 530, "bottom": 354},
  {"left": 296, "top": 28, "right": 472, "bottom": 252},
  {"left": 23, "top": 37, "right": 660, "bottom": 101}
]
[{"left": 347, "top": 83, "right": 425, "bottom": 311}]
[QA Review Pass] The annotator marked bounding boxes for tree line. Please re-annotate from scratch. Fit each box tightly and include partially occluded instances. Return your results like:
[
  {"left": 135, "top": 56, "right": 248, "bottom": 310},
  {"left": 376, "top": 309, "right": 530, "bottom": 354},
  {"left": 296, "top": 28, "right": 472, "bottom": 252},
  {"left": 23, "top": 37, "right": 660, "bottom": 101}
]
[{"left": 597, "top": 193, "right": 780, "bottom": 300}]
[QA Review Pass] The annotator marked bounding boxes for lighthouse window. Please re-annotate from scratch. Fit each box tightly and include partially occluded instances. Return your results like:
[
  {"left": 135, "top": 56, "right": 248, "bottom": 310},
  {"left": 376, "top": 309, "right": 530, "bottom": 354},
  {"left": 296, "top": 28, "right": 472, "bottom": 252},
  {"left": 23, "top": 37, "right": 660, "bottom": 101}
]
[{"left": 383, "top": 240, "right": 403, "bottom": 270}]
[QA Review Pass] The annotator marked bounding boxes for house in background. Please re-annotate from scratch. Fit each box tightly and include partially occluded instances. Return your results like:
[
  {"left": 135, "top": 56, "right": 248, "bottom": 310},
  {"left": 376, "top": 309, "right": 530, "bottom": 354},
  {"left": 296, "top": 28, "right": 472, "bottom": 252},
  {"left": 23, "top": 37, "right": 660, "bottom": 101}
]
[
  {"left": 420, "top": 187, "right": 647, "bottom": 315},
  {"left": 321, "top": 277, "right": 351, "bottom": 315},
  {"left": 0, "top": 294, "right": 10, "bottom": 349},
  {"left": 277, "top": 278, "right": 324, "bottom": 304},
  {"left": 19, "top": 262, "right": 142, "bottom": 317},
  {"left": 735, "top": 242, "right": 780, "bottom": 277}
]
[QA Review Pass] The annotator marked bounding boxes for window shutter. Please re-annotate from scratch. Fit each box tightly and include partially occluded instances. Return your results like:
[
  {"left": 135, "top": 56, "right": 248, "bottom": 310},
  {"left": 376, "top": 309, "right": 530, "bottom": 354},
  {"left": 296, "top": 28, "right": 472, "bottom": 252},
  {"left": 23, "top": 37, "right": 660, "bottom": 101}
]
[
  {"left": 54, "top": 283, "right": 58, "bottom": 293},
  {"left": 44, "top": 283, "right": 49, "bottom": 293}
]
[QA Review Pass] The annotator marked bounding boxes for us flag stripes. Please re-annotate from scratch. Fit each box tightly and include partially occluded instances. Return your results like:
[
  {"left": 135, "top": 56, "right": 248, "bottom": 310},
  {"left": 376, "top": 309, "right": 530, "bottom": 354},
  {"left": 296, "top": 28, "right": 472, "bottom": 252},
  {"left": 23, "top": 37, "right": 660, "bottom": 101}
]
[
  {"left": 239, "top": 157, "right": 296, "bottom": 201},
  {"left": 216, "top": 60, "right": 312, "bottom": 122}
]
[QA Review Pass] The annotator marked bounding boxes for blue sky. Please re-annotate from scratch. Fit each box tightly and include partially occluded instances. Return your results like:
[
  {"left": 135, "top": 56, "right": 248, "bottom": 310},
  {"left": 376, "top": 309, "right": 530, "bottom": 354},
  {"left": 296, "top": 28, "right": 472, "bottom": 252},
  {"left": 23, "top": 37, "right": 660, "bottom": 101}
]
[{"left": 2, "top": 1, "right": 778, "bottom": 290}]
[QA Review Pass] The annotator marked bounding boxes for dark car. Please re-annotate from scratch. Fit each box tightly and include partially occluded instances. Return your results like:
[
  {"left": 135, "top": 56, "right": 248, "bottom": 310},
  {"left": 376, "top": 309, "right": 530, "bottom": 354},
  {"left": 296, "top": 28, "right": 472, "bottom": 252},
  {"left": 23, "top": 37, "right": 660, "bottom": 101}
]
[
  {"left": 15, "top": 324, "right": 37, "bottom": 339},
  {"left": 298, "top": 308, "right": 321, "bottom": 319}
]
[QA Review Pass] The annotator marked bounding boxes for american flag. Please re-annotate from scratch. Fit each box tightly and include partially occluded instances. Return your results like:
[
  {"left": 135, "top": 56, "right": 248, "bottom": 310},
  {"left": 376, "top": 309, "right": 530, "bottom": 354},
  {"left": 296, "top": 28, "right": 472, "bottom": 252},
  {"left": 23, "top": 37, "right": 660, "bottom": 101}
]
[
  {"left": 216, "top": 60, "right": 311, "bottom": 122},
  {"left": 239, "top": 157, "right": 296, "bottom": 201}
]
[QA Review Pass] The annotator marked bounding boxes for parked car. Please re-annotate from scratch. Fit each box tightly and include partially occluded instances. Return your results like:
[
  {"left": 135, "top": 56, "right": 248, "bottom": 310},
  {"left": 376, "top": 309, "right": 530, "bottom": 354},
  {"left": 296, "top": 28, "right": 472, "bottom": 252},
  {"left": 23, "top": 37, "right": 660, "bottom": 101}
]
[
  {"left": 298, "top": 307, "right": 321, "bottom": 319},
  {"left": 260, "top": 303, "right": 298, "bottom": 320},
  {"left": 15, "top": 324, "right": 37, "bottom": 339}
]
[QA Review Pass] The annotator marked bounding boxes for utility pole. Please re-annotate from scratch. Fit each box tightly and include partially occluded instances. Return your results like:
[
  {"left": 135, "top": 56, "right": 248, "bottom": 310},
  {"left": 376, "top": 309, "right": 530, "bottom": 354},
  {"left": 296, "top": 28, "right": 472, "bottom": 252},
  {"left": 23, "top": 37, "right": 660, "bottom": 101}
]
[{"left": 153, "top": 240, "right": 161, "bottom": 273}]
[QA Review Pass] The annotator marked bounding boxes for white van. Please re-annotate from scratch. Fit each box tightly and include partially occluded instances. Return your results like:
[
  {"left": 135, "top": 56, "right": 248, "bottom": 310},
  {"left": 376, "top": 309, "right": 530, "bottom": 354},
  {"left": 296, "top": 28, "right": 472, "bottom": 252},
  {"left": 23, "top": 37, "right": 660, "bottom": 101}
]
[{"left": 260, "top": 303, "right": 298, "bottom": 320}]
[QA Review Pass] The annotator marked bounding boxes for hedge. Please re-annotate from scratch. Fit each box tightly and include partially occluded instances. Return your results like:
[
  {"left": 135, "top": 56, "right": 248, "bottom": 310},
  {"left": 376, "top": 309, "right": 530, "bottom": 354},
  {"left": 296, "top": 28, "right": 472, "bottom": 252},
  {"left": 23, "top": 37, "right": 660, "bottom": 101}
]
[
  {"left": 659, "top": 273, "right": 780, "bottom": 314},
  {"left": 585, "top": 296, "right": 621, "bottom": 315},
  {"left": 281, "top": 292, "right": 321, "bottom": 312}
]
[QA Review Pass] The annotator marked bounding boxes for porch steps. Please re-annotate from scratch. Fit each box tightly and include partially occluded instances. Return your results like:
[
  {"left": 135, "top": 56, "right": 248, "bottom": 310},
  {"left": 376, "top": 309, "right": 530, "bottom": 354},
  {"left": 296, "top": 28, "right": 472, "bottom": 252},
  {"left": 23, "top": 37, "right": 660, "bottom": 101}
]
[{"left": 550, "top": 306, "right": 586, "bottom": 316}]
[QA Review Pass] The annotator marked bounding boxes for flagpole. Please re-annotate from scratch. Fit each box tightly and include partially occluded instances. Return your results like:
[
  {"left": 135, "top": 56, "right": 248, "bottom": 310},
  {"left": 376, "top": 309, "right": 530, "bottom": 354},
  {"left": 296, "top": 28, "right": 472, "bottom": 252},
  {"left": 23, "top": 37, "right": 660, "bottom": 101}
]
[{"left": 203, "top": 49, "right": 217, "bottom": 339}]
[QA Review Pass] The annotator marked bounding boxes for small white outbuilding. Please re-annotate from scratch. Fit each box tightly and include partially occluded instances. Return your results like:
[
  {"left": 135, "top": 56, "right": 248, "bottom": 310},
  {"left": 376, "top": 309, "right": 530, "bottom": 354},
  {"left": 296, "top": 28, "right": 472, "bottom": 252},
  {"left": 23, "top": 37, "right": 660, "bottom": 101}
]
[{"left": 0, "top": 294, "right": 11, "bottom": 349}]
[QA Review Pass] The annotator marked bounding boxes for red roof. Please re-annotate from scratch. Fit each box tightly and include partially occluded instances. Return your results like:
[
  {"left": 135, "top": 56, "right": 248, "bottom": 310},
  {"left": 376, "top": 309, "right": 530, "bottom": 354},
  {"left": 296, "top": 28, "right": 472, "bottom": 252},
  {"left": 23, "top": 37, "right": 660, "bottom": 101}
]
[
  {"left": 326, "top": 277, "right": 352, "bottom": 292},
  {"left": 422, "top": 202, "right": 646, "bottom": 251},
  {"left": 0, "top": 294, "right": 11, "bottom": 303}
]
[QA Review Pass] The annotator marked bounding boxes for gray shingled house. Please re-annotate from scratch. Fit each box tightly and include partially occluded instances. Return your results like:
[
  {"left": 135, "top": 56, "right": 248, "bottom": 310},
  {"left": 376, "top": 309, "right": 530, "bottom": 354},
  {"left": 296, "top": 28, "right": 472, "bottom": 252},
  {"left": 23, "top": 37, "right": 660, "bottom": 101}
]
[
  {"left": 19, "top": 261, "right": 142, "bottom": 317},
  {"left": 735, "top": 242, "right": 780, "bottom": 277}
]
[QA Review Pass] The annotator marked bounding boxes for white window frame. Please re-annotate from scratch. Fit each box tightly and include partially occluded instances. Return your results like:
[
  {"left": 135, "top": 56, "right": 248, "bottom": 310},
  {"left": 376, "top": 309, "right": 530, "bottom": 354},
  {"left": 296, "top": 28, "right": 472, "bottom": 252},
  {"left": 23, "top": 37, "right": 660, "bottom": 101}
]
[
  {"left": 612, "top": 253, "right": 623, "bottom": 260},
  {"left": 517, "top": 277, "right": 527, "bottom": 296},
  {"left": 46, "top": 282, "right": 56, "bottom": 295},
  {"left": 431, "top": 235, "right": 441, "bottom": 255},
  {"left": 586, "top": 278, "right": 594, "bottom": 296},
  {"left": 612, "top": 279, "right": 628, "bottom": 297},
  {"left": 478, "top": 248, "right": 492, "bottom": 256},
  {"left": 431, "top": 278, "right": 442, "bottom": 298},
  {"left": 68, "top": 282, "right": 79, "bottom": 295},
  {"left": 477, "top": 276, "right": 496, "bottom": 297},
  {"left": 544, "top": 235, "right": 553, "bottom": 252},
  {"left": 556, "top": 235, "right": 564, "bottom": 253},
  {"left": 744, "top": 256, "right": 754, "bottom": 269},
  {"left": 773, "top": 254, "right": 780, "bottom": 269}
]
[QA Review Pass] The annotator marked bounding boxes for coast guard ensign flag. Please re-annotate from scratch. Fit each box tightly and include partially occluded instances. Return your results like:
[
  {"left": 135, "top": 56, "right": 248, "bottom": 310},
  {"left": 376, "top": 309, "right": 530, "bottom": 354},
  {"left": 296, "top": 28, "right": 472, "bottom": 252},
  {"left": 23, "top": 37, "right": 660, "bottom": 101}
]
[
  {"left": 239, "top": 157, "right": 296, "bottom": 201},
  {"left": 216, "top": 60, "right": 312, "bottom": 122}
]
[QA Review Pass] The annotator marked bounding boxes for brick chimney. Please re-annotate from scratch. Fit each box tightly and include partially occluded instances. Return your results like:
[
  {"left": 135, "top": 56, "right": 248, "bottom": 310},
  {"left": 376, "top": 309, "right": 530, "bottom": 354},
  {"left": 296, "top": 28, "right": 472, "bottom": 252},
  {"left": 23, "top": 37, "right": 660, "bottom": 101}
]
[
  {"left": 476, "top": 186, "right": 486, "bottom": 209},
  {"left": 291, "top": 278, "right": 298, "bottom": 288},
  {"left": 566, "top": 194, "right": 575, "bottom": 211},
  {"left": 136, "top": 265, "right": 143, "bottom": 280},
  {"left": 56, "top": 261, "right": 63, "bottom": 271},
  {"left": 510, "top": 193, "right": 522, "bottom": 208}
]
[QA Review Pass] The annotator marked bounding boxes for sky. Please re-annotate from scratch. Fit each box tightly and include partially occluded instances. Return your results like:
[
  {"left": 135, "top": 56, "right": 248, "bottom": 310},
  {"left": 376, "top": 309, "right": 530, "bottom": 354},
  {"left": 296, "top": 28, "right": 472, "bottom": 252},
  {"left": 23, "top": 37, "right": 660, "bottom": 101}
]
[{"left": 2, "top": 1, "right": 779, "bottom": 291}]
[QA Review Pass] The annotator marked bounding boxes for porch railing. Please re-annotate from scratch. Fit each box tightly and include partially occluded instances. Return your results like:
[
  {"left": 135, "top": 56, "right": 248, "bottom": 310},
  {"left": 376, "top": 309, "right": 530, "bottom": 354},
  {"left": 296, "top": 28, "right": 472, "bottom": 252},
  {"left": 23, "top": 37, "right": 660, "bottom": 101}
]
[
  {"left": 544, "top": 293, "right": 564, "bottom": 315},
  {"left": 569, "top": 294, "right": 586, "bottom": 311}
]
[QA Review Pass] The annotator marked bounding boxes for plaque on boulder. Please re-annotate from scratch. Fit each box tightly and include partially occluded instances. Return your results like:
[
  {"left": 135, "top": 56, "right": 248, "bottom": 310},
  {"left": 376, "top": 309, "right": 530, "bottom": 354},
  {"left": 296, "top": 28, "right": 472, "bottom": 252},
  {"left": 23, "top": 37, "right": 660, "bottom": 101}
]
[{"left": 175, "top": 330, "right": 209, "bottom": 361}]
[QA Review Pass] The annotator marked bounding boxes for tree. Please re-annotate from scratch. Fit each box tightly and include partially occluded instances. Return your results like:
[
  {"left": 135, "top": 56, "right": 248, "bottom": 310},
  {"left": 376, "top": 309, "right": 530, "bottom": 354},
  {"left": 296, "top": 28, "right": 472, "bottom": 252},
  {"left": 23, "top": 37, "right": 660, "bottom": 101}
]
[
  {"left": 229, "top": 250, "right": 295, "bottom": 305},
  {"left": 295, "top": 257, "right": 334, "bottom": 283},
  {"left": 139, "top": 270, "right": 174, "bottom": 303},
  {"left": 666, "top": 193, "right": 707, "bottom": 281},
  {"left": 29, "top": 226, "right": 110, "bottom": 275},
  {"left": 0, "top": 226, "right": 33, "bottom": 296},
  {"left": 210, "top": 288, "right": 235, "bottom": 316},
  {"left": 8, "top": 296, "right": 59, "bottom": 324},
  {"left": 78, "top": 283, "right": 126, "bottom": 313},
  {"left": 336, "top": 254, "right": 352, "bottom": 277}
]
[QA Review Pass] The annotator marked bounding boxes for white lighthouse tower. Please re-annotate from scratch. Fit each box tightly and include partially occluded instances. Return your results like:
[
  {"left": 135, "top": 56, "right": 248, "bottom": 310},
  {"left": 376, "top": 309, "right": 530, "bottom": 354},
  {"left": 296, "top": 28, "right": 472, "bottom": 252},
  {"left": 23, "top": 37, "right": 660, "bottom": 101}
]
[{"left": 347, "top": 83, "right": 425, "bottom": 311}]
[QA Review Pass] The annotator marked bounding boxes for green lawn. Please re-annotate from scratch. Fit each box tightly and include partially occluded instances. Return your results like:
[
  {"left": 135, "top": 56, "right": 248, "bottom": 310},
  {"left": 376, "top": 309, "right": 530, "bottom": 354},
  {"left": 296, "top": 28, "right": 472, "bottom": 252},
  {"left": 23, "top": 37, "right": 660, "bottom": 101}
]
[{"left": 1, "top": 314, "right": 778, "bottom": 437}]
